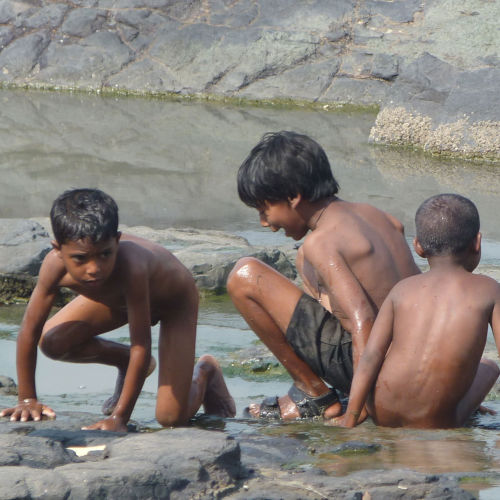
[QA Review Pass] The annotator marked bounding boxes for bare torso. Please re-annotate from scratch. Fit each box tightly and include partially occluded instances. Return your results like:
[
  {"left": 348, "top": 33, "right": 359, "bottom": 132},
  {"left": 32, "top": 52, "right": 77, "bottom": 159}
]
[
  {"left": 299, "top": 200, "right": 420, "bottom": 316},
  {"left": 370, "top": 268, "right": 498, "bottom": 427},
  {"left": 54, "top": 233, "right": 191, "bottom": 322}
]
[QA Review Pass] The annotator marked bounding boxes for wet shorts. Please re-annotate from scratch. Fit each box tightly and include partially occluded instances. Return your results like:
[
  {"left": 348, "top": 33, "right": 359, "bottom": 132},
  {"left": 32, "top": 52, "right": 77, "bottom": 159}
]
[{"left": 285, "top": 293, "right": 353, "bottom": 395}]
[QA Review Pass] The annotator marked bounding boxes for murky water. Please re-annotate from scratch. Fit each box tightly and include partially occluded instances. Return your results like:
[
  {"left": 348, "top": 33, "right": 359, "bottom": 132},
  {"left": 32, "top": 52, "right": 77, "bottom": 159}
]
[{"left": 1, "top": 89, "right": 500, "bottom": 495}]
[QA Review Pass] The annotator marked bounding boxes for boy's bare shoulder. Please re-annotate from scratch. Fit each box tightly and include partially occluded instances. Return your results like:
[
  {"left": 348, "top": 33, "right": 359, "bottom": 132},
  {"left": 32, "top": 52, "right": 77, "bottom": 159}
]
[{"left": 37, "top": 249, "right": 67, "bottom": 289}]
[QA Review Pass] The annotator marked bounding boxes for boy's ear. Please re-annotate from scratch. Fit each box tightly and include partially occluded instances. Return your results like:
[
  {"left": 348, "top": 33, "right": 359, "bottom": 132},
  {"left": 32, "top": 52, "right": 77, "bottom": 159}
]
[
  {"left": 288, "top": 193, "right": 302, "bottom": 209},
  {"left": 472, "top": 232, "right": 481, "bottom": 253},
  {"left": 51, "top": 240, "right": 62, "bottom": 256},
  {"left": 116, "top": 231, "right": 122, "bottom": 242},
  {"left": 413, "top": 237, "right": 426, "bottom": 258}
]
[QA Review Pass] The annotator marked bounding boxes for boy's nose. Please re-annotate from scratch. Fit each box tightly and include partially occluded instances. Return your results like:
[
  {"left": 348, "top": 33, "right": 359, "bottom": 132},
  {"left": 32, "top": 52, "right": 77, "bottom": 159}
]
[
  {"left": 86, "top": 260, "right": 101, "bottom": 276},
  {"left": 259, "top": 217, "right": 269, "bottom": 228}
]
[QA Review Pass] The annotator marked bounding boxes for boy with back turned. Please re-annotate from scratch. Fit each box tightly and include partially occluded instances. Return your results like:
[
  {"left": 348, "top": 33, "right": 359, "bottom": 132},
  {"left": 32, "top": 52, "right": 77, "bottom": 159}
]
[
  {"left": 339, "top": 194, "right": 500, "bottom": 428},
  {"left": 227, "top": 131, "right": 420, "bottom": 420},
  {"left": 1, "top": 188, "right": 235, "bottom": 431}
]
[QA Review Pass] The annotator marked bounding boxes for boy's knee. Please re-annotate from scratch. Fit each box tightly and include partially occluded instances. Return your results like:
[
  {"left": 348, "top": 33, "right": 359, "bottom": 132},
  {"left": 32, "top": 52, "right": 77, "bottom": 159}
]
[
  {"left": 155, "top": 408, "right": 187, "bottom": 428},
  {"left": 482, "top": 358, "right": 500, "bottom": 379},
  {"left": 227, "top": 257, "right": 261, "bottom": 294},
  {"left": 39, "top": 329, "right": 67, "bottom": 360}
]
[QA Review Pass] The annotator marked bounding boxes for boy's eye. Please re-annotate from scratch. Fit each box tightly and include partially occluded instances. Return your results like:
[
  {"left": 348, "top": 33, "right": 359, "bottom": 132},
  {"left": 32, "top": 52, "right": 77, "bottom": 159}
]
[
  {"left": 72, "top": 255, "right": 86, "bottom": 263},
  {"left": 101, "top": 250, "right": 112, "bottom": 258}
]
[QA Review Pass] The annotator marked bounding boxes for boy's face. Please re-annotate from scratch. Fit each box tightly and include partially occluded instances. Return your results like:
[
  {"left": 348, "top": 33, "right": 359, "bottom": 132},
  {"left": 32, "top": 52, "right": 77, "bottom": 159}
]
[
  {"left": 53, "top": 235, "right": 120, "bottom": 288},
  {"left": 258, "top": 200, "right": 307, "bottom": 241}
]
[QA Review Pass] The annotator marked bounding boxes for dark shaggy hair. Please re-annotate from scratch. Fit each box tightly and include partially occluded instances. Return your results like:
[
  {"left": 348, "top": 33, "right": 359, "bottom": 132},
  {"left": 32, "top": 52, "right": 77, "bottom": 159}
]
[
  {"left": 415, "top": 193, "right": 479, "bottom": 256},
  {"left": 237, "top": 131, "right": 339, "bottom": 208},
  {"left": 50, "top": 188, "right": 119, "bottom": 245}
]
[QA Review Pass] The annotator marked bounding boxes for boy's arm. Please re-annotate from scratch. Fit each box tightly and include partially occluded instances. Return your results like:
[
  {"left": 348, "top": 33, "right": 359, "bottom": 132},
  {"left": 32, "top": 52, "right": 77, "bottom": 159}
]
[
  {"left": 1, "top": 252, "right": 61, "bottom": 421},
  {"left": 489, "top": 285, "right": 500, "bottom": 356},
  {"left": 337, "top": 295, "right": 395, "bottom": 427},
  {"left": 84, "top": 267, "right": 152, "bottom": 432},
  {"left": 305, "top": 242, "right": 376, "bottom": 370}
]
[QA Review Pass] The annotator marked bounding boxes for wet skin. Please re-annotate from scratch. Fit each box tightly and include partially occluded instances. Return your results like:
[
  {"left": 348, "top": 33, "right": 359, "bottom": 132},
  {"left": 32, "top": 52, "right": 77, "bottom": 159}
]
[
  {"left": 228, "top": 195, "right": 420, "bottom": 420},
  {"left": 0, "top": 233, "right": 200, "bottom": 431},
  {"left": 338, "top": 235, "right": 500, "bottom": 429}
]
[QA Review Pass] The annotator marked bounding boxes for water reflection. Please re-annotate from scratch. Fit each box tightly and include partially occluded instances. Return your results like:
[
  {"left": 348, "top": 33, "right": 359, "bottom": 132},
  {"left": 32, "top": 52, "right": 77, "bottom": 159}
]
[{"left": 1, "top": 88, "right": 500, "bottom": 241}]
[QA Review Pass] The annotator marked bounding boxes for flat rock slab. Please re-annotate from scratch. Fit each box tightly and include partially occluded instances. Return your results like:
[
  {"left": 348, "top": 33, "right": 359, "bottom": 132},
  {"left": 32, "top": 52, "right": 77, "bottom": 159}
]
[{"left": 0, "top": 412, "right": 479, "bottom": 499}]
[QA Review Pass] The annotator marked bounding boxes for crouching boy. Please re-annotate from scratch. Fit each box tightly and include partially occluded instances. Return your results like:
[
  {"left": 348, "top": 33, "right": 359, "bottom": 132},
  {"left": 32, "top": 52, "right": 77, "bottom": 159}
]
[
  {"left": 339, "top": 194, "right": 500, "bottom": 428},
  {"left": 1, "top": 188, "right": 235, "bottom": 431}
]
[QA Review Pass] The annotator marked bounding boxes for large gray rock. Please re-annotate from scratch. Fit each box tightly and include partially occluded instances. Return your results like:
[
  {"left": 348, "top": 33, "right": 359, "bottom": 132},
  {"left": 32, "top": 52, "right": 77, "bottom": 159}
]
[
  {"left": 370, "top": 53, "right": 500, "bottom": 159},
  {"left": 0, "top": 0, "right": 497, "bottom": 158},
  {"left": 0, "top": 219, "right": 296, "bottom": 301},
  {"left": 0, "top": 219, "right": 50, "bottom": 275},
  {"left": 0, "top": 412, "right": 479, "bottom": 499}
]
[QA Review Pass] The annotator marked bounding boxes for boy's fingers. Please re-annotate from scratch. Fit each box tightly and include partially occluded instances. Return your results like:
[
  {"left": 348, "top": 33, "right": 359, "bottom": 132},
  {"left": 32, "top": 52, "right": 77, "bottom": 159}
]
[{"left": 41, "top": 406, "right": 56, "bottom": 418}]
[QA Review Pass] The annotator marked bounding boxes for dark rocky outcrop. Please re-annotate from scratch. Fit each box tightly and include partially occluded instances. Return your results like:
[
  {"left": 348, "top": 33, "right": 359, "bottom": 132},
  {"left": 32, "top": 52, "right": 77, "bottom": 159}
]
[{"left": 0, "top": 0, "right": 498, "bottom": 159}]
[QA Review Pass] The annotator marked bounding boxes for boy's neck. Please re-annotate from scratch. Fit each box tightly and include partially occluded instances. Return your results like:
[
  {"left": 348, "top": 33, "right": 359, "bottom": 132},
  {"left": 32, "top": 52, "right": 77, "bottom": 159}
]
[
  {"left": 307, "top": 196, "right": 338, "bottom": 230},
  {"left": 427, "top": 254, "right": 475, "bottom": 273}
]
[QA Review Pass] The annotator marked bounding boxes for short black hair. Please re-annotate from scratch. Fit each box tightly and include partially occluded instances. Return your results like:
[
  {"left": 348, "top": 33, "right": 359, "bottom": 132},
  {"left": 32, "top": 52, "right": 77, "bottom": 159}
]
[
  {"left": 415, "top": 193, "right": 479, "bottom": 256},
  {"left": 50, "top": 188, "right": 119, "bottom": 245},
  {"left": 237, "top": 131, "right": 339, "bottom": 208}
]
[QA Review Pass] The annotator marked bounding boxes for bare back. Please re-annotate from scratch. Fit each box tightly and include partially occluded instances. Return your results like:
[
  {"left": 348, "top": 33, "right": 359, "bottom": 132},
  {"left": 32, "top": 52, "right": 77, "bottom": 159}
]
[
  {"left": 300, "top": 200, "right": 420, "bottom": 317},
  {"left": 371, "top": 269, "right": 500, "bottom": 427}
]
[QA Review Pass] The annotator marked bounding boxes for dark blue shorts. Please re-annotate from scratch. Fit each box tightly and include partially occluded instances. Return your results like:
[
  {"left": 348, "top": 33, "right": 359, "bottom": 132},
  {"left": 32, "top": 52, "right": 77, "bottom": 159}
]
[{"left": 285, "top": 293, "right": 353, "bottom": 395}]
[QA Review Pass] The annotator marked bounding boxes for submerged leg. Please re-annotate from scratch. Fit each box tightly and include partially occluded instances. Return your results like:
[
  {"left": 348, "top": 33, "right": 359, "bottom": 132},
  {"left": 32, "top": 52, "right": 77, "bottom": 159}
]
[
  {"left": 227, "top": 257, "right": 342, "bottom": 420},
  {"left": 456, "top": 358, "right": 500, "bottom": 425}
]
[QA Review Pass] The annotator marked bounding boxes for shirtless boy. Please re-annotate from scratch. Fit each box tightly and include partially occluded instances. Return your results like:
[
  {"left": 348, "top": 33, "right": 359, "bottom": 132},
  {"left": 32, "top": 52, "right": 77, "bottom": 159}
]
[
  {"left": 1, "top": 189, "right": 235, "bottom": 431},
  {"left": 339, "top": 193, "right": 500, "bottom": 428},
  {"left": 227, "top": 131, "right": 420, "bottom": 420}
]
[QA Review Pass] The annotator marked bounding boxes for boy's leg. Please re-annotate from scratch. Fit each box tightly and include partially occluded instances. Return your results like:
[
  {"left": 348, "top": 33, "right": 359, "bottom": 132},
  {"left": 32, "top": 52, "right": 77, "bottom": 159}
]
[
  {"left": 40, "top": 295, "right": 155, "bottom": 414},
  {"left": 187, "top": 354, "right": 236, "bottom": 418},
  {"left": 155, "top": 291, "right": 198, "bottom": 427},
  {"left": 456, "top": 358, "right": 500, "bottom": 425},
  {"left": 227, "top": 257, "right": 342, "bottom": 419}
]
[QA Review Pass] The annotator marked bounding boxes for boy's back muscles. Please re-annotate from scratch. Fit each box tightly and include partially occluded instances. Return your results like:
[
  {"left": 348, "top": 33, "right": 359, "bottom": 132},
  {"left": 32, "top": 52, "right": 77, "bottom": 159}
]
[
  {"left": 302, "top": 201, "right": 420, "bottom": 311},
  {"left": 370, "top": 271, "right": 500, "bottom": 428}
]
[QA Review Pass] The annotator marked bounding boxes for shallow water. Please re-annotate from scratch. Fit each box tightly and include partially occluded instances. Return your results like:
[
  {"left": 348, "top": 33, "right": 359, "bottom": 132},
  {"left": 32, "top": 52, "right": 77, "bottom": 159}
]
[{"left": 1, "top": 89, "right": 500, "bottom": 494}]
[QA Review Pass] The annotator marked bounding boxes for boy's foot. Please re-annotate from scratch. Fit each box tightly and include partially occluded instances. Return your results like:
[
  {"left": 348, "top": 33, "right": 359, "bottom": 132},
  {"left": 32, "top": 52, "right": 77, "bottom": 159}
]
[
  {"left": 194, "top": 354, "right": 236, "bottom": 418},
  {"left": 101, "top": 356, "right": 157, "bottom": 416},
  {"left": 245, "top": 385, "right": 342, "bottom": 420}
]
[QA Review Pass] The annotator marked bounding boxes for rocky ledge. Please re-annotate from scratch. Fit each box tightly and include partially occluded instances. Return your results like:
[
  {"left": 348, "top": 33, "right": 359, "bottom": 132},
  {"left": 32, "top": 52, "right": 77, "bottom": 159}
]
[
  {"left": 0, "top": 412, "right": 481, "bottom": 499},
  {"left": 0, "top": 0, "right": 498, "bottom": 159},
  {"left": 0, "top": 218, "right": 297, "bottom": 303}
]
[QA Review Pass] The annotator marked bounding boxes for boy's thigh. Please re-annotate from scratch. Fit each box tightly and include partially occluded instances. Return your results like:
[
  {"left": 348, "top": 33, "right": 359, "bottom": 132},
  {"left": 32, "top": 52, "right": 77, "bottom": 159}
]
[
  {"left": 238, "top": 258, "right": 304, "bottom": 333},
  {"left": 42, "top": 295, "right": 128, "bottom": 342},
  {"left": 155, "top": 318, "right": 196, "bottom": 418}
]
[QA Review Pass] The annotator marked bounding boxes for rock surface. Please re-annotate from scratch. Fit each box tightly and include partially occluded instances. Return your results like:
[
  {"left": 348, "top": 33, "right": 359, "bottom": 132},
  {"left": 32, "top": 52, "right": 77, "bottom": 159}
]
[
  {"left": 0, "top": 0, "right": 498, "bottom": 158},
  {"left": 0, "top": 412, "right": 479, "bottom": 499},
  {"left": 0, "top": 218, "right": 297, "bottom": 302}
]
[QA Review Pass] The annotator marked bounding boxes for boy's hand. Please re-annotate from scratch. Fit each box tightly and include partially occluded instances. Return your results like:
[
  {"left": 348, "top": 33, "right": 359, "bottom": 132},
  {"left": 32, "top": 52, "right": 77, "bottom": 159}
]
[
  {"left": 0, "top": 398, "right": 56, "bottom": 422},
  {"left": 82, "top": 415, "right": 128, "bottom": 433},
  {"left": 324, "top": 407, "right": 368, "bottom": 428}
]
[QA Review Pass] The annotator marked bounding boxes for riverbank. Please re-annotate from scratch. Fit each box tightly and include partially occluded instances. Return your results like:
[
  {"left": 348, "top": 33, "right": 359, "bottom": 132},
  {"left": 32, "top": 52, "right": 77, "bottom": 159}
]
[{"left": 0, "top": 0, "right": 498, "bottom": 159}]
